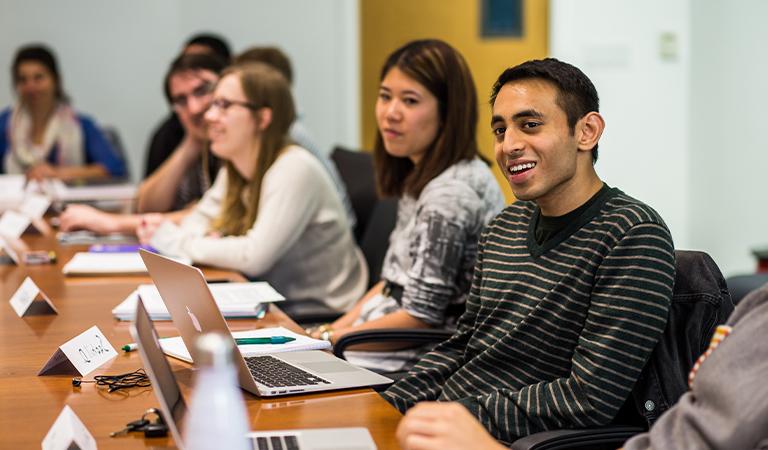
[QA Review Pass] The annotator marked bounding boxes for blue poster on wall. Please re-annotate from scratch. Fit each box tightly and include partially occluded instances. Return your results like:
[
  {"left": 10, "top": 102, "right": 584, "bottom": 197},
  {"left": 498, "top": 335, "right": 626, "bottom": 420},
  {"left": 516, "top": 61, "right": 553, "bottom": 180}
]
[{"left": 482, "top": 0, "right": 523, "bottom": 38}]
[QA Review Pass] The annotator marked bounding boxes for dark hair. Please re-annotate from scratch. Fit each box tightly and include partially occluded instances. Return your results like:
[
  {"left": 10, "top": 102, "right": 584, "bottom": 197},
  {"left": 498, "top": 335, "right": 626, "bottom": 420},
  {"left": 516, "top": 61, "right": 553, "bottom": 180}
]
[
  {"left": 184, "top": 33, "right": 231, "bottom": 62},
  {"left": 374, "top": 39, "right": 479, "bottom": 198},
  {"left": 12, "top": 44, "right": 67, "bottom": 102},
  {"left": 163, "top": 52, "right": 227, "bottom": 104},
  {"left": 490, "top": 58, "right": 601, "bottom": 162},
  {"left": 234, "top": 47, "right": 293, "bottom": 85}
]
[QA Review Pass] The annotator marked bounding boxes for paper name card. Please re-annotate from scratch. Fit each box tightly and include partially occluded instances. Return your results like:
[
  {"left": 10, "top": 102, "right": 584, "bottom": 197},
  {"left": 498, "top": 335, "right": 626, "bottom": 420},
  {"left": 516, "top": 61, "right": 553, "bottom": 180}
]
[
  {"left": 42, "top": 405, "right": 97, "bottom": 450},
  {"left": 0, "top": 209, "right": 31, "bottom": 239},
  {"left": 0, "top": 235, "right": 21, "bottom": 264},
  {"left": 9, "top": 276, "right": 58, "bottom": 317},
  {"left": 19, "top": 192, "right": 51, "bottom": 219},
  {"left": 39, "top": 325, "right": 117, "bottom": 377}
]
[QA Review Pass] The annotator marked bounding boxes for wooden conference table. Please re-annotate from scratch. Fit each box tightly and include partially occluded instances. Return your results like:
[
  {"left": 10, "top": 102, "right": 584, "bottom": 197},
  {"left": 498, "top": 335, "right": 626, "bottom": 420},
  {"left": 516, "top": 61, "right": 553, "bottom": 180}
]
[{"left": 0, "top": 234, "right": 402, "bottom": 449}]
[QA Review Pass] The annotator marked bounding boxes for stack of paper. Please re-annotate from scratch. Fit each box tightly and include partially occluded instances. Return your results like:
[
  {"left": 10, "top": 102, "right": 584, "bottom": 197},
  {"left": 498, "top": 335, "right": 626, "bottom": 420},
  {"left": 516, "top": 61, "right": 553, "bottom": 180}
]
[
  {"left": 159, "top": 327, "right": 331, "bottom": 363},
  {"left": 57, "top": 231, "right": 138, "bottom": 246},
  {"left": 62, "top": 252, "right": 191, "bottom": 276},
  {"left": 112, "top": 282, "right": 285, "bottom": 321},
  {"left": 62, "top": 252, "right": 150, "bottom": 275},
  {"left": 47, "top": 179, "right": 136, "bottom": 202}
]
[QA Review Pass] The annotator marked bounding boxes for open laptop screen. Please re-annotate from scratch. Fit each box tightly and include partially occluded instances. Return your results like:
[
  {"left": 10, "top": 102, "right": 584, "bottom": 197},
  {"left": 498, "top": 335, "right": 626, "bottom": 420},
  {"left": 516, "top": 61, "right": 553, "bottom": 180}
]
[{"left": 131, "top": 298, "right": 188, "bottom": 441}]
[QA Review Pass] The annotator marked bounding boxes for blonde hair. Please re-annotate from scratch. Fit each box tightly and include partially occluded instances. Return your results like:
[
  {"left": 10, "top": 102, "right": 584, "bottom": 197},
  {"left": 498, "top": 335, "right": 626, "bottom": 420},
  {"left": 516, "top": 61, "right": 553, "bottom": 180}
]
[{"left": 211, "top": 62, "right": 296, "bottom": 236}]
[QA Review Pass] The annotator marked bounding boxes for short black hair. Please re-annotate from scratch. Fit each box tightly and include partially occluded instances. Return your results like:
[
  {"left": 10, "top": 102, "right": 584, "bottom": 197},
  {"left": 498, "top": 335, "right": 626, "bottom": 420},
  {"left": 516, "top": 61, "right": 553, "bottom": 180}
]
[
  {"left": 12, "top": 44, "right": 67, "bottom": 101},
  {"left": 163, "top": 52, "right": 227, "bottom": 104},
  {"left": 185, "top": 33, "right": 231, "bottom": 62},
  {"left": 491, "top": 58, "right": 601, "bottom": 162}
]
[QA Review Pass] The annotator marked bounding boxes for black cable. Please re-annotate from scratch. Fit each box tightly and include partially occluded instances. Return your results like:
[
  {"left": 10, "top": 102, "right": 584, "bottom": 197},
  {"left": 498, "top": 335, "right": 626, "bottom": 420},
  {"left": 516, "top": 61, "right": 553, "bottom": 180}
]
[{"left": 72, "top": 368, "right": 150, "bottom": 392}]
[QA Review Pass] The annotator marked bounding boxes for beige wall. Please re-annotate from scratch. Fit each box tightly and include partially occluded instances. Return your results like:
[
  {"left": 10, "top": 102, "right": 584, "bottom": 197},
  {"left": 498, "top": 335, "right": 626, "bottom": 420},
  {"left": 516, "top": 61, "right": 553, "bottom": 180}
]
[{"left": 360, "top": 0, "right": 549, "bottom": 201}]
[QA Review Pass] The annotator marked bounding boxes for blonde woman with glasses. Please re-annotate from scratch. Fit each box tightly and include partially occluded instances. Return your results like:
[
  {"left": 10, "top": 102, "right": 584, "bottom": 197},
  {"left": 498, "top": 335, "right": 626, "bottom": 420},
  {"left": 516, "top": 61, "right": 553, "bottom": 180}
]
[{"left": 143, "top": 63, "right": 367, "bottom": 311}]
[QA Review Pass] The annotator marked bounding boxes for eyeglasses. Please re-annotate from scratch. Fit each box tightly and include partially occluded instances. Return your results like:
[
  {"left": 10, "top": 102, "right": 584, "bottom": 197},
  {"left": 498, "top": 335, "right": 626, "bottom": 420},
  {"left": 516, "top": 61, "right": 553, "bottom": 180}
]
[
  {"left": 170, "top": 81, "right": 214, "bottom": 109},
  {"left": 209, "top": 97, "right": 258, "bottom": 113}
]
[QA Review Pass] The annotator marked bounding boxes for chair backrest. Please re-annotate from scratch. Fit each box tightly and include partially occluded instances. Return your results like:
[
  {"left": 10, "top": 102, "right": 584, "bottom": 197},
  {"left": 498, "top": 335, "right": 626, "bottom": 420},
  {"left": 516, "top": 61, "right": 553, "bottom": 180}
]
[
  {"left": 330, "top": 147, "right": 378, "bottom": 242},
  {"left": 725, "top": 273, "right": 768, "bottom": 305},
  {"left": 359, "top": 197, "right": 397, "bottom": 288},
  {"left": 330, "top": 146, "right": 399, "bottom": 288},
  {"left": 102, "top": 125, "right": 130, "bottom": 179},
  {"left": 627, "top": 249, "right": 734, "bottom": 427}
]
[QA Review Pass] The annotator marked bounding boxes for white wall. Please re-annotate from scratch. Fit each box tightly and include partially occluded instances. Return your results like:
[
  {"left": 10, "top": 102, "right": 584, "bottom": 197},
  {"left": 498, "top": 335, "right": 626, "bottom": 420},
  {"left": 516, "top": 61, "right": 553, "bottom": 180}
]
[
  {"left": 0, "top": 0, "right": 359, "bottom": 180},
  {"left": 551, "top": 0, "right": 768, "bottom": 276},
  {"left": 550, "top": 0, "right": 692, "bottom": 251},
  {"left": 689, "top": 0, "right": 768, "bottom": 276}
]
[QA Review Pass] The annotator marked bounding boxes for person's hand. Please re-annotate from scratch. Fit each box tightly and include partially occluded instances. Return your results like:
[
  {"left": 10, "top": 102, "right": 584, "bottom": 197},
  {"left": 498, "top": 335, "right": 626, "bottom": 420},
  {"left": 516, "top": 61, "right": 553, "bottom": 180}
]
[
  {"left": 26, "top": 163, "right": 58, "bottom": 181},
  {"left": 136, "top": 213, "right": 165, "bottom": 245},
  {"left": 59, "top": 205, "right": 118, "bottom": 234},
  {"left": 396, "top": 402, "right": 507, "bottom": 450},
  {"left": 178, "top": 134, "right": 205, "bottom": 159}
]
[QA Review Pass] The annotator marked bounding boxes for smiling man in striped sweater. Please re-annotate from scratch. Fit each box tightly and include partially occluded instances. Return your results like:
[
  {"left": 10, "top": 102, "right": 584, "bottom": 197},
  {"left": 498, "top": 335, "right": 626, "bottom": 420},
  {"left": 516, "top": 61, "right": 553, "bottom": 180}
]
[{"left": 383, "top": 58, "right": 676, "bottom": 446}]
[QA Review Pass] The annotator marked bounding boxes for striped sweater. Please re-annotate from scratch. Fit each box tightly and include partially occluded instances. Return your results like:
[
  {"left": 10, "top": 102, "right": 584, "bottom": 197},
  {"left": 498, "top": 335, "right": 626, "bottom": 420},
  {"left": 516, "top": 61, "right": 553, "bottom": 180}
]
[{"left": 382, "top": 187, "right": 675, "bottom": 444}]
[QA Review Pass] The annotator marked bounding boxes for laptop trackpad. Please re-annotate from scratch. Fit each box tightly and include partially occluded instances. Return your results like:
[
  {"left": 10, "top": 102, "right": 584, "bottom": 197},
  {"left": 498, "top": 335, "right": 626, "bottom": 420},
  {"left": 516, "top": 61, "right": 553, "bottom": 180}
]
[{"left": 301, "top": 361, "right": 360, "bottom": 374}]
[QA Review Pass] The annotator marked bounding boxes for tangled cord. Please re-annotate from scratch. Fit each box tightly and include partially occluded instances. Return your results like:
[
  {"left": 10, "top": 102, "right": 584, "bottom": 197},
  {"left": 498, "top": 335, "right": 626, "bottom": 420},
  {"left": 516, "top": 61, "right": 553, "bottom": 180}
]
[{"left": 72, "top": 368, "right": 150, "bottom": 393}]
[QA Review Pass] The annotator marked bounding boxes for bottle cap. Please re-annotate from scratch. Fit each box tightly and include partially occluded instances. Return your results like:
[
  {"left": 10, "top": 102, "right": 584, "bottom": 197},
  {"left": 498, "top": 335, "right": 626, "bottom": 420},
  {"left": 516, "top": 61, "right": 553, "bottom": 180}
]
[{"left": 194, "top": 333, "right": 235, "bottom": 367}]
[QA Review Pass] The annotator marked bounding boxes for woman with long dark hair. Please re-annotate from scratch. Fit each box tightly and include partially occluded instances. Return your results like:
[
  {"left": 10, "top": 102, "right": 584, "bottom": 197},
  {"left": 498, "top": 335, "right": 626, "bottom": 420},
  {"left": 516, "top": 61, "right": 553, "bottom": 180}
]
[{"left": 311, "top": 39, "right": 505, "bottom": 371}]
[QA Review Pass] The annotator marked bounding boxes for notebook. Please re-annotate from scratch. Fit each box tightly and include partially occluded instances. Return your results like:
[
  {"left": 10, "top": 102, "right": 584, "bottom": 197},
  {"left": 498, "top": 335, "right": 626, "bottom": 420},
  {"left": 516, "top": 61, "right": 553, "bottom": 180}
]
[
  {"left": 112, "top": 282, "right": 285, "bottom": 321},
  {"left": 139, "top": 249, "right": 392, "bottom": 397},
  {"left": 62, "top": 252, "right": 190, "bottom": 275},
  {"left": 130, "top": 297, "right": 377, "bottom": 450},
  {"left": 159, "top": 326, "right": 331, "bottom": 363}
]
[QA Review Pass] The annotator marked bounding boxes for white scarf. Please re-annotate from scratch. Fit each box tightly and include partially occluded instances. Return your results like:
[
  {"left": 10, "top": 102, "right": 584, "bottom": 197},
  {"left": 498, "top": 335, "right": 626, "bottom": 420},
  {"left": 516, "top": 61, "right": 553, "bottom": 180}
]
[{"left": 4, "top": 102, "right": 83, "bottom": 174}]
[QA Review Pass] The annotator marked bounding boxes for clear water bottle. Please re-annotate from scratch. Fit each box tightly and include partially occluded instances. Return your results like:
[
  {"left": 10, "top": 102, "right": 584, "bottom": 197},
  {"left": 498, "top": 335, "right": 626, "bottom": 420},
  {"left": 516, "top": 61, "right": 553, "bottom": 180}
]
[{"left": 183, "top": 333, "right": 251, "bottom": 450}]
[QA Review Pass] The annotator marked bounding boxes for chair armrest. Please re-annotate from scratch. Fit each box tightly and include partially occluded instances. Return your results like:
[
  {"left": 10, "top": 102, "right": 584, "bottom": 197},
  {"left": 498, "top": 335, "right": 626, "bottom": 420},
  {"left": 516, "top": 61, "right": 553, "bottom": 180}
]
[
  {"left": 510, "top": 426, "right": 644, "bottom": 450},
  {"left": 278, "top": 298, "right": 343, "bottom": 325},
  {"left": 333, "top": 328, "right": 453, "bottom": 359}
]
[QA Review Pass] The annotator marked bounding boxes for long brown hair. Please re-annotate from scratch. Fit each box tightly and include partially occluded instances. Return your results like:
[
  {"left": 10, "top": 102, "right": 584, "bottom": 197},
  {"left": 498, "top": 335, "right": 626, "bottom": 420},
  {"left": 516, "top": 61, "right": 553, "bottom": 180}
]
[
  {"left": 374, "top": 39, "right": 480, "bottom": 198},
  {"left": 211, "top": 62, "right": 296, "bottom": 236}
]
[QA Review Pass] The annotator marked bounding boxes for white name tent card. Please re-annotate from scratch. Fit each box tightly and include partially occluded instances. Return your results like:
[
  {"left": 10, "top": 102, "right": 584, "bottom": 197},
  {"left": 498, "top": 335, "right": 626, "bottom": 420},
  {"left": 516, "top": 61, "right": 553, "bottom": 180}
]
[
  {"left": 0, "top": 209, "right": 31, "bottom": 239},
  {"left": 0, "top": 174, "right": 25, "bottom": 213},
  {"left": 41, "top": 405, "right": 97, "bottom": 450},
  {"left": 39, "top": 325, "right": 117, "bottom": 377},
  {"left": 0, "top": 234, "right": 21, "bottom": 264},
  {"left": 19, "top": 192, "right": 51, "bottom": 219},
  {"left": 8, "top": 276, "right": 58, "bottom": 317}
]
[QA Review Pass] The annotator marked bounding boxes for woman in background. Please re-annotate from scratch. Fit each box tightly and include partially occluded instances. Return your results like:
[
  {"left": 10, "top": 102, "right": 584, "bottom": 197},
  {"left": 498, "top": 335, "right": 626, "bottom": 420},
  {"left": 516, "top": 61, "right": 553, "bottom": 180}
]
[
  {"left": 144, "top": 62, "right": 366, "bottom": 311},
  {"left": 0, "top": 44, "right": 125, "bottom": 180},
  {"left": 311, "top": 39, "right": 505, "bottom": 372}
]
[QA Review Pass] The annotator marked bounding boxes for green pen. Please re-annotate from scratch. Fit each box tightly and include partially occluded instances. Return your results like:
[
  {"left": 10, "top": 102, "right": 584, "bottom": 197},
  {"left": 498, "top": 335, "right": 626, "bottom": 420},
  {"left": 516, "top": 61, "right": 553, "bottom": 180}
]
[{"left": 235, "top": 336, "right": 296, "bottom": 345}]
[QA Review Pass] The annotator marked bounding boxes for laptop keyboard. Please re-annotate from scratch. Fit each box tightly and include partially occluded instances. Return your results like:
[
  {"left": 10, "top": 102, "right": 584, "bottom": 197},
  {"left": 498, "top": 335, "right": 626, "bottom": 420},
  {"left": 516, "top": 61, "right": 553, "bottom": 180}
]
[
  {"left": 253, "top": 435, "right": 300, "bottom": 450},
  {"left": 245, "top": 355, "right": 331, "bottom": 387}
]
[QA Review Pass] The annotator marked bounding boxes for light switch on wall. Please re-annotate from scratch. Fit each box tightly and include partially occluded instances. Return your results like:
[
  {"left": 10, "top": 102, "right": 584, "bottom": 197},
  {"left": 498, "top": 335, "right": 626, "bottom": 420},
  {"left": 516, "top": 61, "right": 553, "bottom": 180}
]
[{"left": 659, "top": 32, "right": 679, "bottom": 61}]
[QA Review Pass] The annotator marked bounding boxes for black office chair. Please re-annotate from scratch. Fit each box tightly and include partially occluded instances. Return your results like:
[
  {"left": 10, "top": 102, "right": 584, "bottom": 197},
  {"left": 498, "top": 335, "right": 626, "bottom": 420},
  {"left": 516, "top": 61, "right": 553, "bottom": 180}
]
[
  {"left": 725, "top": 273, "right": 768, "bottom": 305},
  {"left": 510, "top": 250, "right": 734, "bottom": 450},
  {"left": 330, "top": 146, "right": 379, "bottom": 243}
]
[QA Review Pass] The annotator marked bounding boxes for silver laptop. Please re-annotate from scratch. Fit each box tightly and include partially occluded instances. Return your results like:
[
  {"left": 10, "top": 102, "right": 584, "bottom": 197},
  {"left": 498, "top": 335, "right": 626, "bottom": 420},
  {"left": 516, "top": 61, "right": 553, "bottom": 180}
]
[
  {"left": 139, "top": 249, "right": 392, "bottom": 397},
  {"left": 130, "top": 298, "right": 377, "bottom": 450}
]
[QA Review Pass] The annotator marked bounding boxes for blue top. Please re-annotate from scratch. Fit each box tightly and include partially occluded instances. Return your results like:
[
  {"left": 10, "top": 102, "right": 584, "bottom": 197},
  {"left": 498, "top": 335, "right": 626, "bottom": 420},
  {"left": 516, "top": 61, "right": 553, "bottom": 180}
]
[{"left": 0, "top": 107, "right": 126, "bottom": 177}]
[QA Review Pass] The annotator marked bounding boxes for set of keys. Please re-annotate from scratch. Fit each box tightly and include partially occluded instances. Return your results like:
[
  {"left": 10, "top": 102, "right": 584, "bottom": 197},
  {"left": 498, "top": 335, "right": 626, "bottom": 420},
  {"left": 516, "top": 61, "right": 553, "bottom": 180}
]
[{"left": 110, "top": 408, "right": 168, "bottom": 438}]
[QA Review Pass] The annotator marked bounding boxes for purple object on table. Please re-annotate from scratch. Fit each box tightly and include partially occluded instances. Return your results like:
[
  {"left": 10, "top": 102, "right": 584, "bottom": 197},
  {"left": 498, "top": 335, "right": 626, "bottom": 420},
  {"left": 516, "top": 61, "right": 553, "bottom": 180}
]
[{"left": 88, "top": 244, "right": 158, "bottom": 253}]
